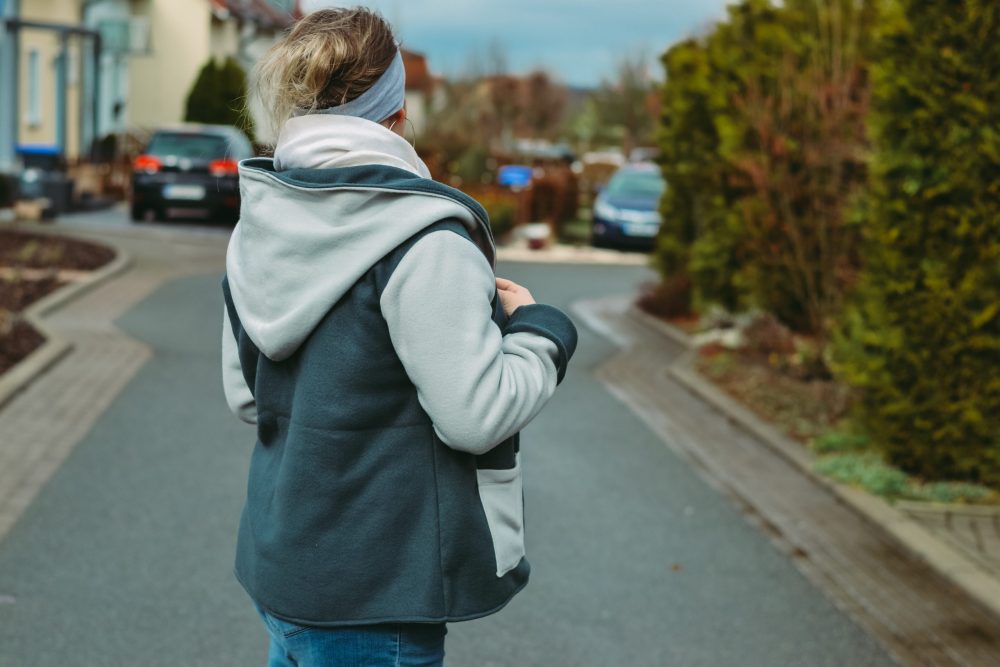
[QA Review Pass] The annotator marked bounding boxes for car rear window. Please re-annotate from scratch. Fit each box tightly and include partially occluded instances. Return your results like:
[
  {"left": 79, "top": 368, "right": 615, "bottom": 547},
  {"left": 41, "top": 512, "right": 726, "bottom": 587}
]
[
  {"left": 606, "top": 170, "right": 666, "bottom": 198},
  {"left": 146, "top": 133, "right": 231, "bottom": 159}
]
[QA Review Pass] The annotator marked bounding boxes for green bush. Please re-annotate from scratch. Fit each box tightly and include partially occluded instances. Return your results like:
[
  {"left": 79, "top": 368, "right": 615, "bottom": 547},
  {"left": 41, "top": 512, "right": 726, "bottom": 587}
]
[
  {"left": 636, "top": 275, "right": 693, "bottom": 320},
  {"left": 655, "top": 0, "right": 874, "bottom": 337},
  {"left": 816, "top": 452, "right": 911, "bottom": 498},
  {"left": 910, "top": 482, "right": 994, "bottom": 505},
  {"left": 835, "top": 0, "right": 1000, "bottom": 484},
  {"left": 452, "top": 146, "right": 490, "bottom": 186},
  {"left": 814, "top": 452, "right": 997, "bottom": 503},
  {"left": 811, "top": 429, "right": 871, "bottom": 455},
  {"left": 469, "top": 188, "right": 518, "bottom": 240},
  {"left": 185, "top": 57, "right": 254, "bottom": 140},
  {"left": 654, "top": 39, "right": 716, "bottom": 316}
]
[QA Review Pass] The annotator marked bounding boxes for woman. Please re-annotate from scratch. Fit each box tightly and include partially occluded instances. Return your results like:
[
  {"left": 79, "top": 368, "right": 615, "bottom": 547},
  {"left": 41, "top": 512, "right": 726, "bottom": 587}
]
[{"left": 221, "top": 7, "right": 577, "bottom": 666}]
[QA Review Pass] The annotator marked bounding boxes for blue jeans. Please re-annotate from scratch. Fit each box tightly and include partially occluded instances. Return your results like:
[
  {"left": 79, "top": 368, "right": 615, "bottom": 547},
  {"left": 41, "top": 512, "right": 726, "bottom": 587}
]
[{"left": 256, "top": 605, "right": 447, "bottom": 666}]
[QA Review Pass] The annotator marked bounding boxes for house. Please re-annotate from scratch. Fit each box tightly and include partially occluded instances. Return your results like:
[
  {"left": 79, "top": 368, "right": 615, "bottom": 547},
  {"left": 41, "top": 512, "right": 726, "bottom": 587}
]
[
  {"left": 0, "top": 0, "right": 435, "bottom": 169},
  {"left": 401, "top": 48, "right": 437, "bottom": 138},
  {"left": 101, "top": 2, "right": 434, "bottom": 142},
  {"left": 90, "top": 0, "right": 299, "bottom": 139},
  {"left": 1, "top": 0, "right": 95, "bottom": 165},
  {"left": 0, "top": 0, "right": 299, "bottom": 168}
]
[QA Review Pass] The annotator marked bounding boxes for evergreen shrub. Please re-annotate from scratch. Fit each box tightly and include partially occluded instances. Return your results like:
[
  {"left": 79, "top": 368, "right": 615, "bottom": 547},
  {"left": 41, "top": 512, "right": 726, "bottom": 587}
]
[
  {"left": 835, "top": 0, "right": 1000, "bottom": 484},
  {"left": 184, "top": 57, "right": 254, "bottom": 140},
  {"left": 654, "top": 0, "right": 874, "bottom": 338}
]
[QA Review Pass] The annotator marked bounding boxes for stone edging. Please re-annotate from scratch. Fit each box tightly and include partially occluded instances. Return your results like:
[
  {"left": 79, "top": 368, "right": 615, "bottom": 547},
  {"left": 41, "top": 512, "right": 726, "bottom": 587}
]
[
  {"left": 0, "top": 236, "right": 132, "bottom": 409},
  {"left": 496, "top": 242, "right": 650, "bottom": 266},
  {"left": 626, "top": 304, "right": 1000, "bottom": 623}
]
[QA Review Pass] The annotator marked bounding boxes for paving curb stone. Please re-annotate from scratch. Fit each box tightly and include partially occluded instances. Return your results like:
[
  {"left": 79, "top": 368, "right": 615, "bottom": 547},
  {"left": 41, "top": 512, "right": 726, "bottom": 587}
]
[
  {"left": 496, "top": 241, "right": 651, "bottom": 266},
  {"left": 0, "top": 236, "right": 131, "bottom": 409},
  {"left": 626, "top": 304, "right": 1000, "bottom": 624}
]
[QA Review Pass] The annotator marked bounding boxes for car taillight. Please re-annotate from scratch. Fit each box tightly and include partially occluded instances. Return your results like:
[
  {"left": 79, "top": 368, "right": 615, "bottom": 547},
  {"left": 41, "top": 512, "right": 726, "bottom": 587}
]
[
  {"left": 133, "top": 154, "right": 161, "bottom": 174},
  {"left": 210, "top": 159, "right": 239, "bottom": 177}
]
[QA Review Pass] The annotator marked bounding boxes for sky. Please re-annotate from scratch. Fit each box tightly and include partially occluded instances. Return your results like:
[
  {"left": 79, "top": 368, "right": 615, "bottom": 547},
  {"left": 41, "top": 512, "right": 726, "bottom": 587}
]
[{"left": 298, "top": 0, "right": 732, "bottom": 89}]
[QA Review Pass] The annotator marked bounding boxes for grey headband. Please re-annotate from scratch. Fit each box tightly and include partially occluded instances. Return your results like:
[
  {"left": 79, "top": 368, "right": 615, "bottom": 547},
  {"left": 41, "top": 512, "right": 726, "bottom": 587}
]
[{"left": 294, "top": 48, "right": 405, "bottom": 124}]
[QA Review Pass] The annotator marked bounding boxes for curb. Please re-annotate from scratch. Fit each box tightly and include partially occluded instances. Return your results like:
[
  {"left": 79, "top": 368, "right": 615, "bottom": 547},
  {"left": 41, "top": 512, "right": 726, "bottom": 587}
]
[
  {"left": 497, "top": 242, "right": 651, "bottom": 266},
  {"left": 0, "top": 236, "right": 132, "bottom": 410},
  {"left": 626, "top": 304, "right": 1000, "bottom": 623}
]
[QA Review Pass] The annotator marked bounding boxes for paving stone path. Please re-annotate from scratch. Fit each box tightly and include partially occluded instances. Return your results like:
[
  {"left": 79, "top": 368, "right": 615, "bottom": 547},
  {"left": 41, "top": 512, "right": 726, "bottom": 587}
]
[
  {"left": 577, "top": 295, "right": 1000, "bottom": 666},
  {"left": 0, "top": 227, "right": 228, "bottom": 544}
]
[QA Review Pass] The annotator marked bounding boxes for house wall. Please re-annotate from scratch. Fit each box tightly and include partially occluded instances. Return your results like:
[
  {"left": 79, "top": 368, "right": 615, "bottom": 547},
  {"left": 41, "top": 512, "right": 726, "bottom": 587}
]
[
  {"left": 405, "top": 90, "right": 426, "bottom": 138},
  {"left": 18, "top": 0, "right": 83, "bottom": 157},
  {"left": 83, "top": 0, "right": 131, "bottom": 138},
  {"left": 210, "top": 16, "right": 240, "bottom": 64},
  {"left": 127, "top": 0, "right": 211, "bottom": 130},
  {"left": 12, "top": 0, "right": 292, "bottom": 153}
]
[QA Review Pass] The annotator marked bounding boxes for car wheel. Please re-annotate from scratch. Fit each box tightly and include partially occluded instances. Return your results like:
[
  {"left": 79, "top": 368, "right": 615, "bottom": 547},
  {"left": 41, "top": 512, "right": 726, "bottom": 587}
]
[
  {"left": 218, "top": 208, "right": 240, "bottom": 225},
  {"left": 131, "top": 204, "right": 161, "bottom": 223}
]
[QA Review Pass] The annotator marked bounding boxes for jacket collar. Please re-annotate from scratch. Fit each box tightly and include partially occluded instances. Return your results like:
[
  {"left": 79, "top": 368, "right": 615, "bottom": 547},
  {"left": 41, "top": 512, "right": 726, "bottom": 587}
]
[{"left": 273, "top": 114, "right": 431, "bottom": 178}]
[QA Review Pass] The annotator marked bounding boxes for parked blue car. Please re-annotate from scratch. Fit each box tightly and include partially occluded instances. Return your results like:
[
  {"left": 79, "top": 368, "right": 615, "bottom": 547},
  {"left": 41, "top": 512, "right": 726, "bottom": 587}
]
[{"left": 591, "top": 163, "right": 666, "bottom": 250}]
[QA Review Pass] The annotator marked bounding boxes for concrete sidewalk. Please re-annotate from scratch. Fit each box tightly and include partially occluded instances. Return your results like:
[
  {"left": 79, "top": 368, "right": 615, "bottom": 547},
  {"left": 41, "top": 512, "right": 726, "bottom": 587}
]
[
  {"left": 574, "top": 294, "right": 1000, "bottom": 666},
  {"left": 0, "top": 223, "right": 230, "bottom": 543},
  {"left": 496, "top": 238, "right": 651, "bottom": 266}
]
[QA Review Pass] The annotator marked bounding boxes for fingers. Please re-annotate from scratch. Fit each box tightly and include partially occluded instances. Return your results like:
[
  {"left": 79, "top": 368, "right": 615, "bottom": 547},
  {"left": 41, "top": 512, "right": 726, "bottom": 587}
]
[{"left": 495, "top": 277, "right": 520, "bottom": 291}]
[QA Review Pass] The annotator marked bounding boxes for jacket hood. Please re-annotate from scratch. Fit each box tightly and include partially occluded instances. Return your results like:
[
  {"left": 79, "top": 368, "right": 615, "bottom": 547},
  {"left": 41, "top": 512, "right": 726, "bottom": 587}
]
[{"left": 226, "top": 117, "right": 494, "bottom": 362}]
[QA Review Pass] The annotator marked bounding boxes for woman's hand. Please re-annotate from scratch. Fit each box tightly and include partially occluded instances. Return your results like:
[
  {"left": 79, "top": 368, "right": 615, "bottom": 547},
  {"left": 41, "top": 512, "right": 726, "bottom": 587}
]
[{"left": 495, "top": 277, "right": 536, "bottom": 316}]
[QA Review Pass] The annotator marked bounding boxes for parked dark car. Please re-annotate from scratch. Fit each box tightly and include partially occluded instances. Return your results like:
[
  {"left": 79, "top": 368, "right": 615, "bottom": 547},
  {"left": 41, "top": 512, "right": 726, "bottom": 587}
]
[
  {"left": 130, "top": 124, "right": 253, "bottom": 223},
  {"left": 591, "top": 163, "right": 666, "bottom": 250}
]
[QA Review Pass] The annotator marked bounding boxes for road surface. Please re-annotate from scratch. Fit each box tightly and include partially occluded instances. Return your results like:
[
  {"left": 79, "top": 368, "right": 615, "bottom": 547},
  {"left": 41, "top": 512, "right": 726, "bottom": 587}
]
[{"left": 0, "top": 212, "right": 893, "bottom": 666}]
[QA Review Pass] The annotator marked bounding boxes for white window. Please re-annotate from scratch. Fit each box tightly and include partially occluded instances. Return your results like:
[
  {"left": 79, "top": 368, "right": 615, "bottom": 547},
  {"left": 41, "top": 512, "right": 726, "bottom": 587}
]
[{"left": 26, "top": 48, "right": 41, "bottom": 126}]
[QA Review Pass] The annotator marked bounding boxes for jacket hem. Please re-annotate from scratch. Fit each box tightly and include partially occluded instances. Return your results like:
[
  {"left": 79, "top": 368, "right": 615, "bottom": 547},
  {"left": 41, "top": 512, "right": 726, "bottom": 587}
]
[{"left": 236, "top": 563, "right": 529, "bottom": 628}]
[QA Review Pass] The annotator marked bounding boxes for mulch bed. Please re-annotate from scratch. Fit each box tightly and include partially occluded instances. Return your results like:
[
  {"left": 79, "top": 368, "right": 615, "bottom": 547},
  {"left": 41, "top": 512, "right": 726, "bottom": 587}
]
[
  {"left": 0, "top": 229, "right": 115, "bottom": 376},
  {"left": 0, "top": 320, "right": 45, "bottom": 376},
  {"left": 0, "top": 230, "right": 115, "bottom": 270},
  {"left": 0, "top": 276, "right": 64, "bottom": 312},
  {"left": 696, "top": 347, "right": 851, "bottom": 443}
]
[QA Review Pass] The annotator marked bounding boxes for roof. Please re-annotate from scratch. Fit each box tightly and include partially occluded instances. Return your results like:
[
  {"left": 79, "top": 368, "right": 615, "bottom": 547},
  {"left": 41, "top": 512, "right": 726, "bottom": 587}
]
[
  {"left": 209, "top": 0, "right": 301, "bottom": 30},
  {"left": 401, "top": 49, "right": 433, "bottom": 92}
]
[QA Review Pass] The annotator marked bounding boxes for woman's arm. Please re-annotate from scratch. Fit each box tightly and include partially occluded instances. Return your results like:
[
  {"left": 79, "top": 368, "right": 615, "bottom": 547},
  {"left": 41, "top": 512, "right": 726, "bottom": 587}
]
[
  {"left": 379, "top": 229, "right": 577, "bottom": 455},
  {"left": 221, "top": 306, "right": 259, "bottom": 425}
]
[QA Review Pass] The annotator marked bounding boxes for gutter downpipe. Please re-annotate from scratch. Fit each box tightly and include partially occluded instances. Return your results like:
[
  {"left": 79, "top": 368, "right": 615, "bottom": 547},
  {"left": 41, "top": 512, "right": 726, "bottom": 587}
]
[{"left": 0, "top": 0, "right": 21, "bottom": 174}]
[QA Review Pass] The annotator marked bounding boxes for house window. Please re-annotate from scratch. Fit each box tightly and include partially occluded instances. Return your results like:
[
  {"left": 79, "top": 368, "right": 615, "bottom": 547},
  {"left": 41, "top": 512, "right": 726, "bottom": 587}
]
[
  {"left": 67, "top": 47, "right": 78, "bottom": 86},
  {"left": 26, "top": 48, "right": 41, "bottom": 126}
]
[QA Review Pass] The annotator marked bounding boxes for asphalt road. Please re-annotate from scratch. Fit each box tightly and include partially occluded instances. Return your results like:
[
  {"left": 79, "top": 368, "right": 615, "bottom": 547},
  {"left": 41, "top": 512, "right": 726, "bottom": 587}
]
[{"left": 0, "top": 239, "right": 894, "bottom": 665}]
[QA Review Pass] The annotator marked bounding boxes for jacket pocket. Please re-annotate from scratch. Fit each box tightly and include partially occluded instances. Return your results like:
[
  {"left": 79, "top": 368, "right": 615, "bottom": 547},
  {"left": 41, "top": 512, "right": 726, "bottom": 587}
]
[{"left": 476, "top": 453, "right": 525, "bottom": 577}]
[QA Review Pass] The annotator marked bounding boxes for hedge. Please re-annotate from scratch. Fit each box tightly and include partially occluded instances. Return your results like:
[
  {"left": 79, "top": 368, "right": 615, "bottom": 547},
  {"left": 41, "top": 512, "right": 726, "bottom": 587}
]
[
  {"left": 654, "top": 0, "right": 874, "bottom": 336},
  {"left": 184, "top": 57, "right": 254, "bottom": 140},
  {"left": 834, "top": 0, "right": 1000, "bottom": 484}
]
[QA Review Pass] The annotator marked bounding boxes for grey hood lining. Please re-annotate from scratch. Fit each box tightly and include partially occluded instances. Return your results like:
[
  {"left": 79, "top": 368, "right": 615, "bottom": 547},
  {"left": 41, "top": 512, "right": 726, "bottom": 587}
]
[{"left": 225, "top": 159, "right": 497, "bottom": 361}]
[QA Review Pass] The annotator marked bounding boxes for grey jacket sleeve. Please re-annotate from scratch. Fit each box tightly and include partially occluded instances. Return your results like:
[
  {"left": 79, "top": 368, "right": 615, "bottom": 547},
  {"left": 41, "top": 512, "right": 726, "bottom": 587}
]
[
  {"left": 379, "top": 230, "right": 577, "bottom": 455},
  {"left": 222, "top": 306, "right": 258, "bottom": 425}
]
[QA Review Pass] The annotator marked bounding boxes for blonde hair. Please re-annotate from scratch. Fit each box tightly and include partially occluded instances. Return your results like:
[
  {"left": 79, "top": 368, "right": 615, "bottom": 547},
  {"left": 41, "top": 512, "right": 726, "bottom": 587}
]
[{"left": 248, "top": 7, "right": 398, "bottom": 144}]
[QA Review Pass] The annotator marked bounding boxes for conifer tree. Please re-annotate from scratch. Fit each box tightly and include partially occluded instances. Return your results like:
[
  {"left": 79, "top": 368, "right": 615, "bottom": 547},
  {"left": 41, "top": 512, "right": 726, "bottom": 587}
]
[{"left": 836, "top": 0, "right": 1000, "bottom": 483}]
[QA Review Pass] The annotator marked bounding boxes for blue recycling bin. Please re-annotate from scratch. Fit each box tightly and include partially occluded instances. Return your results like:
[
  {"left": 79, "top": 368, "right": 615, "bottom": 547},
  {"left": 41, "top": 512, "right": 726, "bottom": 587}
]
[
  {"left": 17, "top": 144, "right": 64, "bottom": 171},
  {"left": 16, "top": 145, "right": 73, "bottom": 213},
  {"left": 498, "top": 165, "right": 533, "bottom": 188}
]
